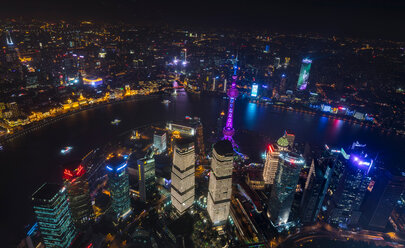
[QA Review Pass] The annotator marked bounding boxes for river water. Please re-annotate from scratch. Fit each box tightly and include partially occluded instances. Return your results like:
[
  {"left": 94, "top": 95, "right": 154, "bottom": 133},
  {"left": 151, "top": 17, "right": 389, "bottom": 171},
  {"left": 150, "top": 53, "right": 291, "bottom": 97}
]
[{"left": 1, "top": 92, "right": 403, "bottom": 245}]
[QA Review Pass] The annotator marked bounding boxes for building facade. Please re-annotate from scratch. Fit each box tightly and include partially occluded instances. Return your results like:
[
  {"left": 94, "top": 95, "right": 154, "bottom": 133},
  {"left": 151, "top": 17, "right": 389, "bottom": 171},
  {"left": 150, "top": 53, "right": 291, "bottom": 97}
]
[
  {"left": 171, "top": 139, "right": 195, "bottom": 215},
  {"left": 63, "top": 163, "right": 93, "bottom": 228},
  {"left": 268, "top": 152, "right": 305, "bottom": 226},
  {"left": 106, "top": 156, "right": 131, "bottom": 219},
  {"left": 153, "top": 131, "right": 167, "bottom": 154},
  {"left": 32, "top": 183, "right": 76, "bottom": 248},
  {"left": 297, "top": 58, "right": 312, "bottom": 90},
  {"left": 207, "top": 140, "right": 234, "bottom": 226},
  {"left": 327, "top": 153, "right": 372, "bottom": 227},
  {"left": 361, "top": 170, "right": 405, "bottom": 229},
  {"left": 138, "top": 157, "right": 156, "bottom": 202},
  {"left": 300, "top": 159, "right": 332, "bottom": 224}
]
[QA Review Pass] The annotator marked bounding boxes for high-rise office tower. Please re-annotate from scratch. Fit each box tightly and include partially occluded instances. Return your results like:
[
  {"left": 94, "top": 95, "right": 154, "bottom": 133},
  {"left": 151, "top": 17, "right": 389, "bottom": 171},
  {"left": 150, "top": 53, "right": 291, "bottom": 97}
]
[
  {"left": 32, "top": 183, "right": 76, "bottom": 248},
  {"left": 263, "top": 144, "right": 280, "bottom": 185},
  {"left": 195, "top": 121, "right": 205, "bottom": 163},
  {"left": 263, "top": 134, "right": 290, "bottom": 185},
  {"left": 327, "top": 153, "right": 372, "bottom": 227},
  {"left": 268, "top": 152, "right": 305, "bottom": 226},
  {"left": 207, "top": 140, "right": 234, "bottom": 226},
  {"left": 297, "top": 58, "right": 312, "bottom": 90},
  {"left": 138, "top": 157, "right": 156, "bottom": 202},
  {"left": 106, "top": 156, "right": 131, "bottom": 219},
  {"left": 171, "top": 139, "right": 195, "bottom": 215},
  {"left": 63, "top": 163, "right": 93, "bottom": 228},
  {"left": 279, "top": 74, "right": 287, "bottom": 95},
  {"left": 361, "top": 170, "right": 405, "bottom": 229},
  {"left": 153, "top": 131, "right": 167, "bottom": 154},
  {"left": 300, "top": 159, "right": 332, "bottom": 224}
]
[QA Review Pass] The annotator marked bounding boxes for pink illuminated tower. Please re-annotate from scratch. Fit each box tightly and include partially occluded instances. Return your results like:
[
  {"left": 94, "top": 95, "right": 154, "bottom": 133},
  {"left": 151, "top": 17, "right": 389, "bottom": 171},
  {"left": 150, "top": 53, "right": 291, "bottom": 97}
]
[{"left": 223, "top": 59, "right": 239, "bottom": 145}]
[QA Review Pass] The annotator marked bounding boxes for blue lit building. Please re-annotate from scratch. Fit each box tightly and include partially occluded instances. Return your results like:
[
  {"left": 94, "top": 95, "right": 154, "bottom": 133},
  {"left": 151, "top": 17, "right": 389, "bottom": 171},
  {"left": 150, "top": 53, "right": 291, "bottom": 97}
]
[
  {"left": 268, "top": 152, "right": 305, "bottom": 226},
  {"left": 32, "top": 183, "right": 76, "bottom": 248},
  {"left": 325, "top": 145, "right": 373, "bottom": 227},
  {"left": 106, "top": 156, "right": 131, "bottom": 219}
]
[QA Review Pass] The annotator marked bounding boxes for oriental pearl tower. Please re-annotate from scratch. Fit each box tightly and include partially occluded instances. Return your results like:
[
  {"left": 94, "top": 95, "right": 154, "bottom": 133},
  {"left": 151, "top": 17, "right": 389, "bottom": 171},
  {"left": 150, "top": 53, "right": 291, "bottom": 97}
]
[{"left": 223, "top": 58, "right": 239, "bottom": 147}]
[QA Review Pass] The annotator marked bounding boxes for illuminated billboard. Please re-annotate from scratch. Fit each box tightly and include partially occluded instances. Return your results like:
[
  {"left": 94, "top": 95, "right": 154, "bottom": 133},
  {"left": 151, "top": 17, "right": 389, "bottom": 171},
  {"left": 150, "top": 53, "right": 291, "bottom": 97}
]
[
  {"left": 297, "top": 58, "right": 312, "bottom": 90},
  {"left": 251, "top": 84, "right": 258, "bottom": 97}
]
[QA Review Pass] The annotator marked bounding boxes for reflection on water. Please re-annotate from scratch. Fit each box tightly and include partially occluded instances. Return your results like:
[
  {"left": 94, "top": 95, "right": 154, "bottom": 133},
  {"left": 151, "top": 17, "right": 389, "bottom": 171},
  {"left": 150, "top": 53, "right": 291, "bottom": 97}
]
[
  {"left": 244, "top": 102, "right": 258, "bottom": 130},
  {"left": 0, "top": 93, "right": 404, "bottom": 245}
]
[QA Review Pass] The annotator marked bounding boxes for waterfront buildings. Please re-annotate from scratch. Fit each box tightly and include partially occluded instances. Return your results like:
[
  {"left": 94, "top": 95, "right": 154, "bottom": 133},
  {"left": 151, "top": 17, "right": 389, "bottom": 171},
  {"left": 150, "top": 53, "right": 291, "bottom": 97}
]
[
  {"left": 106, "top": 156, "right": 131, "bottom": 219},
  {"left": 32, "top": 183, "right": 76, "bottom": 248},
  {"left": 207, "top": 140, "right": 234, "bottom": 226},
  {"left": 297, "top": 58, "right": 312, "bottom": 90},
  {"left": 171, "top": 138, "right": 195, "bottom": 216},
  {"left": 268, "top": 151, "right": 305, "bottom": 226},
  {"left": 63, "top": 163, "right": 93, "bottom": 228},
  {"left": 138, "top": 157, "right": 156, "bottom": 202}
]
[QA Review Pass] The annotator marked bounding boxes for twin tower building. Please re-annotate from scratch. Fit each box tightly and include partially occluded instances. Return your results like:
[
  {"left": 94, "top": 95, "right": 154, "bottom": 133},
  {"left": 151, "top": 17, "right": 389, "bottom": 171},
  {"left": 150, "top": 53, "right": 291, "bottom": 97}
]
[{"left": 171, "top": 138, "right": 234, "bottom": 226}]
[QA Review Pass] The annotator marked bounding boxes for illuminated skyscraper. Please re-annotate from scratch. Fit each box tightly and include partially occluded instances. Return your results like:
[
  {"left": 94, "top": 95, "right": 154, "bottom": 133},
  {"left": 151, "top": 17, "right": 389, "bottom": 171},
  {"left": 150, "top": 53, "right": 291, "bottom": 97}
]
[
  {"left": 171, "top": 139, "right": 195, "bottom": 216},
  {"left": 263, "top": 144, "right": 280, "bottom": 185},
  {"left": 279, "top": 74, "right": 287, "bottom": 95},
  {"left": 327, "top": 153, "right": 372, "bottom": 227},
  {"left": 268, "top": 152, "right": 305, "bottom": 226},
  {"left": 251, "top": 83, "right": 258, "bottom": 97},
  {"left": 138, "top": 157, "right": 156, "bottom": 202},
  {"left": 106, "top": 156, "right": 131, "bottom": 219},
  {"left": 297, "top": 58, "right": 312, "bottom": 90},
  {"left": 32, "top": 183, "right": 76, "bottom": 248},
  {"left": 263, "top": 134, "right": 290, "bottom": 185},
  {"left": 207, "top": 140, "right": 234, "bottom": 226},
  {"left": 63, "top": 163, "right": 93, "bottom": 228}
]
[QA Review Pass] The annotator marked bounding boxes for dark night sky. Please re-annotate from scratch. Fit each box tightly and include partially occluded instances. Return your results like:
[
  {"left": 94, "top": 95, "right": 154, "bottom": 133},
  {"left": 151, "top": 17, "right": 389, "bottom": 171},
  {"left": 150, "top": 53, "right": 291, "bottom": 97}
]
[{"left": 1, "top": 0, "right": 405, "bottom": 40}]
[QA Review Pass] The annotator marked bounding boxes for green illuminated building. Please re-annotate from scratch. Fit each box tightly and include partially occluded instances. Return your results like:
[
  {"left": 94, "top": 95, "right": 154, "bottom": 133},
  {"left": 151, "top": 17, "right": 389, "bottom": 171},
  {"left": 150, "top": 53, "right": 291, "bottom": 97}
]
[
  {"left": 297, "top": 58, "right": 312, "bottom": 90},
  {"left": 32, "top": 183, "right": 76, "bottom": 248}
]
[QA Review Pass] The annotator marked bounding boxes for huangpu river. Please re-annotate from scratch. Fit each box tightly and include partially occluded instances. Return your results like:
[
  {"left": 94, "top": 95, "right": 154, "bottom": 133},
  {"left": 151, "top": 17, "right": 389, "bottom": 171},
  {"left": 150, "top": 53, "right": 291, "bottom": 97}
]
[{"left": 1, "top": 91, "right": 403, "bottom": 245}]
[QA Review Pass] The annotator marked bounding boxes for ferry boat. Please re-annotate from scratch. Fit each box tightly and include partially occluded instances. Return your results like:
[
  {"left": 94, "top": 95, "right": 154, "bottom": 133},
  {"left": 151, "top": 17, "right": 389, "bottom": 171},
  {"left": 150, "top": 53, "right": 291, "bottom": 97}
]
[
  {"left": 162, "top": 99, "right": 171, "bottom": 104},
  {"left": 60, "top": 146, "right": 73, "bottom": 155},
  {"left": 111, "top": 119, "right": 121, "bottom": 125}
]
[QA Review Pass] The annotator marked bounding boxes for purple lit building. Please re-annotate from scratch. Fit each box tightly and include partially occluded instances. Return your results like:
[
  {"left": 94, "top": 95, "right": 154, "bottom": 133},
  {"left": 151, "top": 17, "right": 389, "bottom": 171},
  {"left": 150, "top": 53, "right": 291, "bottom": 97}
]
[{"left": 326, "top": 149, "right": 373, "bottom": 228}]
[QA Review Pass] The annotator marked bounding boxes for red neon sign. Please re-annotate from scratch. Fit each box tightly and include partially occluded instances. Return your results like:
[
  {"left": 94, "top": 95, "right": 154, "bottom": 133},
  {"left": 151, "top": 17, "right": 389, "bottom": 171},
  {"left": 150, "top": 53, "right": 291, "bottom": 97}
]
[
  {"left": 63, "top": 169, "right": 73, "bottom": 179},
  {"left": 268, "top": 145, "right": 274, "bottom": 153}
]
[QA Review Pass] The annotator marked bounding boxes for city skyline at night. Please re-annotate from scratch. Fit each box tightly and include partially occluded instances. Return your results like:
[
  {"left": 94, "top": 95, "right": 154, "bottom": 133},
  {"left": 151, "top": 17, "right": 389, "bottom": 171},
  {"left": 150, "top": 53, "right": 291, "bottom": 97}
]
[{"left": 0, "top": 2, "right": 404, "bottom": 247}]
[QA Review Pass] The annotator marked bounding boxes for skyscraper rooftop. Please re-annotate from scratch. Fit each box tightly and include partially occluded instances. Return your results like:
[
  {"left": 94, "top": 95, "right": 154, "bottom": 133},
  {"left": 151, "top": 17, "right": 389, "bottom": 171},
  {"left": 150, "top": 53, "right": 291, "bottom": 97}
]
[
  {"left": 213, "top": 140, "right": 233, "bottom": 157},
  {"left": 32, "top": 183, "right": 61, "bottom": 201}
]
